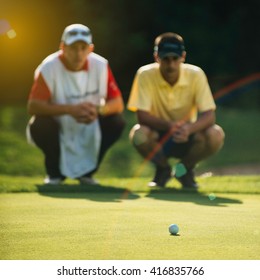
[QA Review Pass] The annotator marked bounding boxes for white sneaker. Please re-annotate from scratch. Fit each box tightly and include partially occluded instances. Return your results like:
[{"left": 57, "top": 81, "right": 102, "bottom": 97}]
[
  {"left": 44, "top": 177, "right": 63, "bottom": 185},
  {"left": 78, "top": 176, "right": 99, "bottom": 185}
]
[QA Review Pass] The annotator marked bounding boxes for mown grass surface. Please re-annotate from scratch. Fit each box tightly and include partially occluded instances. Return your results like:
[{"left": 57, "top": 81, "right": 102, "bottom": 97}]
[
  {"left": 0, "top": 176, "right": 260, "bottom": 260},
  {"left": 1, "top": 175, "right": 260, "bottom": 194},
  {"left": 1, "top": 105, "right": 259, "bottom": 260}
]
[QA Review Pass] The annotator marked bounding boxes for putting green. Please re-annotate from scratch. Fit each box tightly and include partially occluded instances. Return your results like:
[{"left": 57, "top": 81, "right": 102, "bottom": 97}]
[{"left": 1, "top": 191, "right": 259, "bottom": 260}]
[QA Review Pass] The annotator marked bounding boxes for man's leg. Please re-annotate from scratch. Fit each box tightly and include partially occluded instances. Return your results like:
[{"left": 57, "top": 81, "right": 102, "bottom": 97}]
[
  {"left": 181, "top": 124, "right": 225, "bottom": 169},
  {"left": 129, "top": 124, "right": 172, "bottom": 187},
  {"left": 176, "top": 124, "right": 225, "bottom": 187},
  {"left": 29, "top": 116, "right": 64, "bottom": 180},
  {"left": 129, "top": 124, "right": 170, "bottom": 166},
  {"left": 98, "top": 113, "right": 126, "bottom": 164},
  {"left": 130, "top": 124, "right": 225, "bottom": 188},
  {"left": 83, "top": 113, "right": 126, "bottom": 178}
]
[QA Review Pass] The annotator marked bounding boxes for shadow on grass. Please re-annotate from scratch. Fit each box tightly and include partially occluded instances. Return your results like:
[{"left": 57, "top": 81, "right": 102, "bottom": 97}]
[
  {"left": 146, "top": 188, "right": 243, "bottom": 207},
  {"left": 36, "top": 183, "right": 140, "bottom": 202},
  {"left": 35, "top": 183, "right": 242, "bottom": 206}
]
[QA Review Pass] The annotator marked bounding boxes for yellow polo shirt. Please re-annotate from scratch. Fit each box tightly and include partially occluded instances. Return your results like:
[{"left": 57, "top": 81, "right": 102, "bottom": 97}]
[{"left": 127, "top": 62, "right": 216, "bottom": 122}]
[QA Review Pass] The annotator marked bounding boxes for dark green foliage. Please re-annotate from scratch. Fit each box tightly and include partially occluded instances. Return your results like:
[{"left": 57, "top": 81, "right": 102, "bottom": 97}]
[
  {"left": 0, "top": 106, "right": 259, "bottom": 177},
  {"left": 1, "top": 0, "right": 260, "bottom": 105}
]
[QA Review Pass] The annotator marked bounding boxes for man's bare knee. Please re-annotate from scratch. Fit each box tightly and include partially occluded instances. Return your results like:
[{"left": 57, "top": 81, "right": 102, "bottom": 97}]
[
  {"left": 205, "top": 124, "right": 225, "bottom": 151},
  {"left": 129, "top": 124, "right": 158, "bottom": 146}
]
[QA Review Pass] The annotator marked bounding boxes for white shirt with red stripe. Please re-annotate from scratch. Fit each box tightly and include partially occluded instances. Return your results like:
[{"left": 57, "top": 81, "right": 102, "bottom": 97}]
[{"left": 31, "top": 51, "right": 109, "bottom": 178}]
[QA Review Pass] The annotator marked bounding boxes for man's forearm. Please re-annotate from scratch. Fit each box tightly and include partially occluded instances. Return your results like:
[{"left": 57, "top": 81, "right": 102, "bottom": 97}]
[
  {"left": 189, "top": 110, "right": 215, "bottom": 134},
  {"left": 103, "top": 96, "right": 124, "bottom": 116},
  {"left": 137, "top": 110, "right": 172, "bottom": 131},
  {"left": 27, "top": 100, "right": 72, "bottom": 116}
]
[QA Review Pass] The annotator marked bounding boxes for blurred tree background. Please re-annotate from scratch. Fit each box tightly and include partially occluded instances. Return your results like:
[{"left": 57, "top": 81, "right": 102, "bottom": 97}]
[
  {"left": 1, "top": 0, "right": 260, "bottom": 177},
  {"left": 1, "top": 0, "right": 260, "bottom": 106}
]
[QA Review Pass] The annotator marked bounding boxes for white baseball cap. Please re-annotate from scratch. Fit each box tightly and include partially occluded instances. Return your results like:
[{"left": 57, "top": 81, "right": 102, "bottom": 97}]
[{"left": 61, "top": 24, "right": 92, "bottom": 45}]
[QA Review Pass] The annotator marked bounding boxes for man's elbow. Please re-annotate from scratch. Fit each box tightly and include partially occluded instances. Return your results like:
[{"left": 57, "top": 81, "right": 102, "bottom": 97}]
[
  {"left": 27, "top": 100, "right": 44, "bottom": 115},
  {"left": 113, "top": 97, "right": 124, "bottom": 113},
  {"left": 118, "top": 100, "right": 124, "bottom": 113},
  {"left": 210, "top": 111, "right": 216, "bottom": 125},
  {"left": 27, "top": 101, "right": 35, "bottom": 115}
]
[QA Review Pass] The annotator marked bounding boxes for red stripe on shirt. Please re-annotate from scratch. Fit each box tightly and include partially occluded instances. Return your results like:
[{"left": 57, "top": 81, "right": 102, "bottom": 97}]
[
  {"left": 107, "top": 65, "right": 121, "bottom": 100},
  {"left": 29, "top": 73, "right": 51, "bottom": 101},
  {"left": 29, "top": 64, "right": 121, "bottom": 101}
]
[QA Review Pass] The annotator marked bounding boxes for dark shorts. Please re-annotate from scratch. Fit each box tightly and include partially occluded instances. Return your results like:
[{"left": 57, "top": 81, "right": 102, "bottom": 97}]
[{"left": 158, "top": 131, "right": 194, "bottom": 159}]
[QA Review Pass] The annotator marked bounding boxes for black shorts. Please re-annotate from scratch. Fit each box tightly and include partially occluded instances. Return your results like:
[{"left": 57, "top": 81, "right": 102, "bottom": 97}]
[{"left": 158, "top": 131, "right": 194, "bottom": 159}]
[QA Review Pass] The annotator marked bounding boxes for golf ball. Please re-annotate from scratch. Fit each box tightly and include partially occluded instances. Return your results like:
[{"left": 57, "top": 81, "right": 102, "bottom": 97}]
[{"left": 169, "top": 224, "right": 179, "bottom": 235}]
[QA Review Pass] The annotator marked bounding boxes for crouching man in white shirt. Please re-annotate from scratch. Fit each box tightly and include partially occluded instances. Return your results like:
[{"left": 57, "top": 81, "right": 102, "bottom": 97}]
[{"left": 27, "top": 24, "right": 125, "bottom": 185}]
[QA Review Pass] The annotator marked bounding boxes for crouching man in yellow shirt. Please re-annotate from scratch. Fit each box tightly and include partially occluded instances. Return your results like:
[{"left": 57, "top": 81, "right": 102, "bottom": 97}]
[{"left": 127, "top": 32, "right": 225, "bottom": 188}]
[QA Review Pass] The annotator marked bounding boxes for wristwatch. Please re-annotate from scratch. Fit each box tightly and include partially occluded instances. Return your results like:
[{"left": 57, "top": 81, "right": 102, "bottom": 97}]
[{"left": 97, "top": 104, "right": 106, "bottom": 116}]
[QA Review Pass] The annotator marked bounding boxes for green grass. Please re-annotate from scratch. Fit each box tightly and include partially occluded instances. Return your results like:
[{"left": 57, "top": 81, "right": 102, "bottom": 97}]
[
  {"left": 0, "top": 176, "right": 260, "bottom": 260},
  {"left": 1, "top": 175, "right": 260, "bottom": 194},
  {"left": 0, "top": 105, "right": 260, "bottom": 177},
  {"left": 0, "top": 105, "right": 260, "bottom": 260}
]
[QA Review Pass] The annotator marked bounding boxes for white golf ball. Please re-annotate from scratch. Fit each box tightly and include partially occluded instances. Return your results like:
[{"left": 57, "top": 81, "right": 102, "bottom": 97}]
[{"left": 169, "top": 224, "right": 179, "bottom": 235}]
